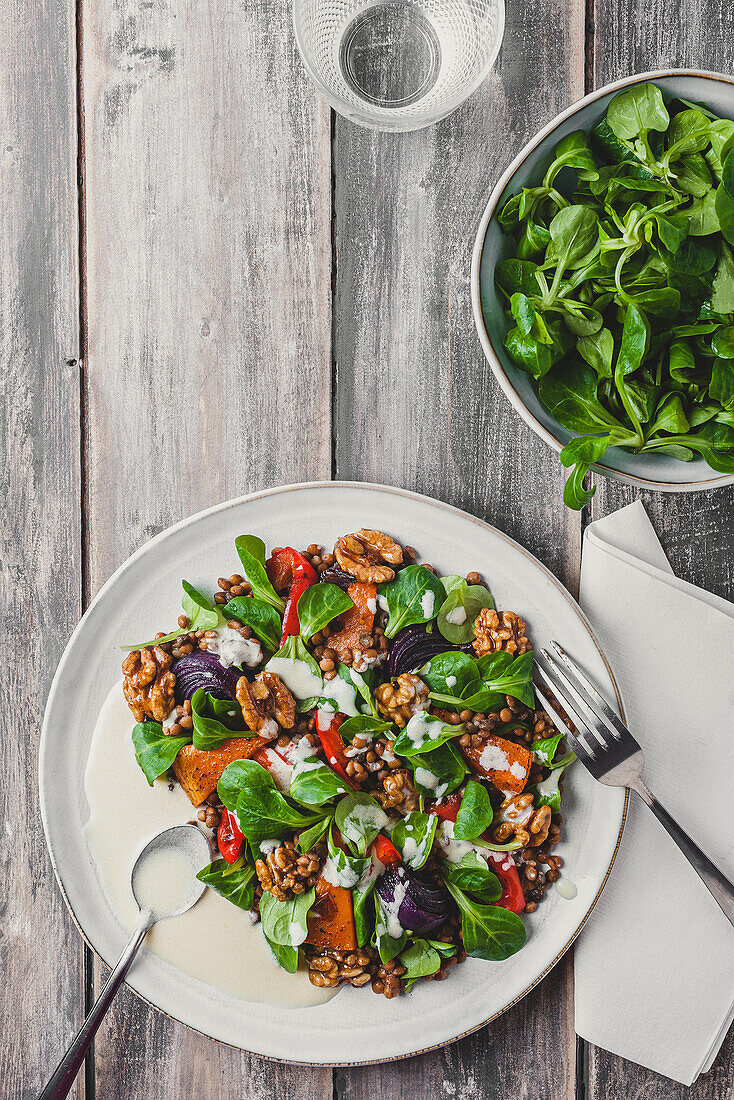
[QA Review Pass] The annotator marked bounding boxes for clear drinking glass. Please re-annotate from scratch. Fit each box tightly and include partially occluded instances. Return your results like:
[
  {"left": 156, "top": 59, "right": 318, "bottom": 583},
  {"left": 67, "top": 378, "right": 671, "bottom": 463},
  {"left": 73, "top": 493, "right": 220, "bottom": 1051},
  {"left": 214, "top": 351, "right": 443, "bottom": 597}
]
[{"left": 293, "top": 0, "right": 505, "bottom": 132}]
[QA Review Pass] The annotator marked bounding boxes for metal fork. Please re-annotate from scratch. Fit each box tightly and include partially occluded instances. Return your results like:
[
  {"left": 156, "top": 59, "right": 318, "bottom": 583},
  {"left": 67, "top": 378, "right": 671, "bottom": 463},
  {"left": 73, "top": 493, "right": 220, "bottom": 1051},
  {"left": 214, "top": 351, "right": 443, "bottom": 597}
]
[{"left": 534, "top": 641, "right": 734, "bottom": 927}]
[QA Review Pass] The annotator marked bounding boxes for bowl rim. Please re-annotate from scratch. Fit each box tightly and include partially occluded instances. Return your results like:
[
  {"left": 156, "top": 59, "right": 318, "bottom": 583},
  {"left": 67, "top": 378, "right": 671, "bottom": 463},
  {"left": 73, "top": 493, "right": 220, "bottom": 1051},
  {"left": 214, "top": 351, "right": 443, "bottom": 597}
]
[{"left": 470, "top": 68, "right": 734, "bottom": 493}]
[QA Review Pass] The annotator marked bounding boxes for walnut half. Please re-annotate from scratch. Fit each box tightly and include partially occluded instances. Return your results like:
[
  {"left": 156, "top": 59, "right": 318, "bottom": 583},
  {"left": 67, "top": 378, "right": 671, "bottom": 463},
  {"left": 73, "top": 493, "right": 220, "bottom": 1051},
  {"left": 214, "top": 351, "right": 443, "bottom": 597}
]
[
  {"left": 374, "top": 673, "right": 429, "bottom": 728},
  {"left": 236, "top": 672, "right": 295, "bottom": 737},
  {"left": 335, "top": 529, "right": 403, "bottom": 583},
  {"left": 473, "top": 609, "right": 531, "bottom": 658},
  {"left": 122, "top": 646, "right": 176, "bottom": 723}
]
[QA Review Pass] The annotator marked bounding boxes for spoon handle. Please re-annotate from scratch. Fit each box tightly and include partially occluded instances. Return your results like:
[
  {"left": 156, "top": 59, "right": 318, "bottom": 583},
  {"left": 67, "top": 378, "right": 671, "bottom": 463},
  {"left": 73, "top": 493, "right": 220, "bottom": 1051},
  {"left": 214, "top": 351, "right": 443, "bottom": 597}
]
[{"left": 38, "top": 910, "right": 155, "bottom": 1100}]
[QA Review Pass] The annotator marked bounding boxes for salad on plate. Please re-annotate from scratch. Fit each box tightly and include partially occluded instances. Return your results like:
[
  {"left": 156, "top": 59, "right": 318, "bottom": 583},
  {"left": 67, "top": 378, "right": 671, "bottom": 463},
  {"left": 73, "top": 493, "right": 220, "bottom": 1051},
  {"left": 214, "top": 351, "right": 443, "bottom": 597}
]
[{"left": 120, "top": 528, "right": 575, "bottom": 997}]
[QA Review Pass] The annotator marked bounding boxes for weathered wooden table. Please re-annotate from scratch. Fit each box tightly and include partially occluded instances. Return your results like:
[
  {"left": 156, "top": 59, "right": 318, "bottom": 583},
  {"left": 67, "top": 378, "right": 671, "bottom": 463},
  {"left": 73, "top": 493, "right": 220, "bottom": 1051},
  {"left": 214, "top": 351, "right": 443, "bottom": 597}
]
[{"left": 5, "top": 0, "right": 733, "bottom": 1093}]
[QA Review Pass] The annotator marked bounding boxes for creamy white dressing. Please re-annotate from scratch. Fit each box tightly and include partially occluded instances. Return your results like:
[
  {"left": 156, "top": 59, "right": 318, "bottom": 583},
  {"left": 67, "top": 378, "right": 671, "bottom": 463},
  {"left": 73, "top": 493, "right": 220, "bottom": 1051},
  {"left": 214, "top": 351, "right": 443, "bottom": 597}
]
[
  {"left": 205, "top": 628, "right": 262, "bottom": 669},
  {"left": 162, "top": 708, "right": 179, "bottom": 731},
  {"left": 83, "top": 684, "right": 334, "bottom": 1007},
  {"left": 133, "top": 846, "right": 200, "bottom": 915},
  {"left": 266, "top": 655, "right": 323, "bottom": 699},
  {"left": 378, "top": 868, "right": 406, "bottom": 939},
  {"left": 497, "top": 799, "right": 533, "bottom": 826},
  {"left": 401, "top": 833, "right": 430, "bottom": 867},
  {"left": 534, "top": 773, "right": 560, "bottom": 799},
  {"left": 256, "top": 746, "right": 294, "bottom": 792},
  {"left": 259, "top": 838, "right": 280, "bottom": 855},
  {"left": 478, "top": 741, "right": 511, "bottom": 773},
  {"left": 322, "top": 854, "right": 360, "bottom": 889},
  {"left": 316, "top": 705, "right": 336, "bottom": 731},
  {"left": 445, "top": 606, "right": 467, "bottom": 626},
  {"left": 556, "top": 877, "right": 578, "bottom": 900},
  {"left": 435, "top": 820, "right": 476, "bottom": 863},
  {"left": 350, "top": 802, "right": 388, "bottom": 831},
  {"left": 413, "top": 766, "right": 448, "bottom": 798},
  {"left": 265, "top": 656, "right": 359, "bottom": 716},
  {"left": 321, "top": 676, "right": 359, "bottom": 716},
  {"left": 290, "top": 736, "right": 325, "bottom": 777},
  {"left": 403, "top": 710, "right": 437, "bottom": 750}
]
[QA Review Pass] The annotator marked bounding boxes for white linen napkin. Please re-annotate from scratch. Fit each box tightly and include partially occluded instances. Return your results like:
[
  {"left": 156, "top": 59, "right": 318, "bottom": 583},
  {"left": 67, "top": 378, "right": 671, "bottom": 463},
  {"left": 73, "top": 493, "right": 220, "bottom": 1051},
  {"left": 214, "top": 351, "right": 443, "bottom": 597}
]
[{"left": 573, "top": 500, "right": 734, "bottom": 1086}]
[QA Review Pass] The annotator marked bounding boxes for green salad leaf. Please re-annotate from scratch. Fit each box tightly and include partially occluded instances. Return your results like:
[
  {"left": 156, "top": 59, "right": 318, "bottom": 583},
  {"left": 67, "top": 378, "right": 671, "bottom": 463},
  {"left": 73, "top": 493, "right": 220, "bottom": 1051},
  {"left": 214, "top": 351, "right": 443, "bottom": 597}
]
[
  {"left": 378, "top": 565, "right": 446, "bottom": 638},
  {"left": 217, "top": 759, "right": 323, "bottom": 844},
  {"left": 443, "top": 879, "right": 527, "bottom": 961},
  {"left": 289, "top": 754, "right": 351, "bottom": 806},
  {"left": 439, "top": 851, "right": 502, "bottom": 903},
  {"left": 453, "top": 780, "right": 494, "bottom": 841},
  {"left": 392, "top": 711, "right": 464, "bottom": 758},
  {"left": 391, "top": 811, "right": 438, "bottom": 869},
  {"left": 190, "top": 688, "right": 250, "bottom": 752},
  {"left": 223, "top": 595, "right": 282, "bottom": 651},
  {"left": 131, "top": 721, "right": 189, "bottom": 784},
  {"left": 259, "top": 888, "right": 316, "bottom": 946},
  {"left": 296, "top": 583, "right": 354, "bottom": 640},
  {"left": 235, "top": 535, "right": 285, "bottom": 612},
  {"left": 373, "top": 894, "right": 407, "bottom": 963},
  {"left": 399, "top": 939, "right": 443, "bottom": 990},
  {"left": 405, "top": 742, "right": 469, "bottom": 800},
  {"left": 196, "top": 858, "right": 256, "bottom": 911},
  {"left": 436, "top": 580, "right": 494, "bottom": 644},
  {"left": 335, "top": 792, "right": 388, "bottom": 856}
]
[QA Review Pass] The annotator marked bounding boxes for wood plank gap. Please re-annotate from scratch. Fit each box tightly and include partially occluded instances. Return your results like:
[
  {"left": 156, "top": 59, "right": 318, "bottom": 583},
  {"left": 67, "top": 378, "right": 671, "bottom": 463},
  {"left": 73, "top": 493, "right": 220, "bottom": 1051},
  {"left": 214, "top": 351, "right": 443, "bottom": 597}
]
[
  {"left": 330, "top": 106, "right": 338, "bottom": 483},
  {"left": 584, "top": 0, "right": 595, "bottom": 96},
  {"left": 576, "top": 1035, "right": 589, "bottom": 1100},
  {"left": 84, "top": 946, "right": 97, "bottom": 1100},
  {"left": 76, "top": 0, "right": 90, "bottom": 610},
  {"left": 76, "top": 0, "right": 95, "bottom": 1090}
]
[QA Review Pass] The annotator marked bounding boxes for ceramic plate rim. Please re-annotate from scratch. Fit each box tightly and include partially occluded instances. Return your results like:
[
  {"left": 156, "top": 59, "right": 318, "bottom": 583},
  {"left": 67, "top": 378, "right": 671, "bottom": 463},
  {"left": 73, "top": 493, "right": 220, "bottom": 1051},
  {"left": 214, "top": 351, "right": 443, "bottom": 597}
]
[
  {"left": 470, "top": 68, "right": 734, "bottom": 494},
  {"left": 39, "top": 480, "right": 628, "bottom": 1066}
]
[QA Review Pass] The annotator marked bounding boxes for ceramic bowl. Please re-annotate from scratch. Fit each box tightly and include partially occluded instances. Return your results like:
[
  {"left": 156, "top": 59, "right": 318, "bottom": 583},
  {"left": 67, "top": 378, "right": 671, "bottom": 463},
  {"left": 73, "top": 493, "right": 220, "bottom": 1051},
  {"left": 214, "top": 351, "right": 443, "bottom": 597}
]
[{"left": 471, "top": 69, "right": 734, "bottom": 493}]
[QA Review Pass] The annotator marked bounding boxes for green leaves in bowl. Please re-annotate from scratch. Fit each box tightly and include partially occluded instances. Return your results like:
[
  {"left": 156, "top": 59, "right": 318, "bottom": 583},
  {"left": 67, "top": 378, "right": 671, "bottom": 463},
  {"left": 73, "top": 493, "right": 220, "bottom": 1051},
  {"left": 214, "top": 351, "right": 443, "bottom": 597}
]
[{"left": 495, "top": 82, "right": 734, "bottom": 507}]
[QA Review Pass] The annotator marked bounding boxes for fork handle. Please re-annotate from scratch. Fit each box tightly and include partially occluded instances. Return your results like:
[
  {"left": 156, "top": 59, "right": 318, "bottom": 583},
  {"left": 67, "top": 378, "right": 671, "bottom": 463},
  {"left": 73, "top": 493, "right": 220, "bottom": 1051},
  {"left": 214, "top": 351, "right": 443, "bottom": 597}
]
[{"left": 633, "top": 778, "right": 734, "bottom": 926}]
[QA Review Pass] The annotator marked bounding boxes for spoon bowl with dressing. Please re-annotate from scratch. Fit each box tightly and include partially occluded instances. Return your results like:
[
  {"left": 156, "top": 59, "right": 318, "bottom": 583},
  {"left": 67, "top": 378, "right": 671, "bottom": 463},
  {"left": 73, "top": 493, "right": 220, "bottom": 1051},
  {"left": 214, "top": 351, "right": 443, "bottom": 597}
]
[{"left": 39, "top": 823, "right": 211, "bottom": 1100}]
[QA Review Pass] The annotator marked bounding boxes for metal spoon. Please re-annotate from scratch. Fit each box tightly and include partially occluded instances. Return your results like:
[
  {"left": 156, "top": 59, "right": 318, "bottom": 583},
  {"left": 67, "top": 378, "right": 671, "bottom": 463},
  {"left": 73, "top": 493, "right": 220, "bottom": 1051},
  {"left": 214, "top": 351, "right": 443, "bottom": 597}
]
[{"left": 39, "top": 823, "right": 211, "bottom": 1100}]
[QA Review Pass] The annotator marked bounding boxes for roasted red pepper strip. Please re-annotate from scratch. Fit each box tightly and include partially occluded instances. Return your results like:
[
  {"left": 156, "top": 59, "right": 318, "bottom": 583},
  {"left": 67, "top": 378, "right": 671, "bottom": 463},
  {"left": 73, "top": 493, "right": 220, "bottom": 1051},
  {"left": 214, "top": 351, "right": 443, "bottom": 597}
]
[
  {"left": 428, "top": 792, "right": 525, "bottom": 913},
  {"left": 315, "top": 711, "right": 358, "bottom": 790},
  {"left": 372, "top": 833, "right": 401, "bottom": 867},
  {"left": 217, "top": 807, "right": 244, "bottom": 864},
  {"left": 269, "top": 547, "right": 318, "bottom": 646},
  {"left": 427, "top": 793, "right": 462, "bottom": 822},
  {"left": 486, "top": 851, "right": 526, "bottom": 913}
]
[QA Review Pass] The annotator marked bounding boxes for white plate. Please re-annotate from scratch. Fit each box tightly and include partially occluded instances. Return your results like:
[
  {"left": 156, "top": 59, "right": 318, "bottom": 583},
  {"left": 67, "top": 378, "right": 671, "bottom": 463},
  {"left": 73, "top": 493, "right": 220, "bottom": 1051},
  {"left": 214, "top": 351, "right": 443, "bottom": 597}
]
[{"left": 40, "top": 481, "right": 626, "bottom": 1065}]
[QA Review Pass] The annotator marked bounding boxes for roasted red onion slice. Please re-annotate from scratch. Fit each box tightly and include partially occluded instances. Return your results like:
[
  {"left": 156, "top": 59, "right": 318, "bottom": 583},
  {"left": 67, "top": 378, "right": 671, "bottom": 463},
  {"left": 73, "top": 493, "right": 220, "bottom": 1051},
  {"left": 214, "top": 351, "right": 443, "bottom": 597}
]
[
  {"left": 172, "top": 650, "right": 241, "bottom": 704},
  {"left": 376, "top": 865, "right": 449, "bottom": 934}
]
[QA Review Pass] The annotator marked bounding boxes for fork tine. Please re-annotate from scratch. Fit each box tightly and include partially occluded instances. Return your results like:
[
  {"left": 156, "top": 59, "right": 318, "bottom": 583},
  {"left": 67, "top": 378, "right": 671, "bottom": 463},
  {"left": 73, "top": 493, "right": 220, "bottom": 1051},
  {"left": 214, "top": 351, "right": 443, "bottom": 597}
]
[
  {"left": 550, "top": 641, "right": 627, "bottom": 741},
  {"left": 542, "top": 646, "right": 634, "bottom": 750},
  {"left": 533, "top": 681, "right": 595, "bottom": 765},
  {"left": 533, "top": 658, "right": 602, "bottom": 760}
]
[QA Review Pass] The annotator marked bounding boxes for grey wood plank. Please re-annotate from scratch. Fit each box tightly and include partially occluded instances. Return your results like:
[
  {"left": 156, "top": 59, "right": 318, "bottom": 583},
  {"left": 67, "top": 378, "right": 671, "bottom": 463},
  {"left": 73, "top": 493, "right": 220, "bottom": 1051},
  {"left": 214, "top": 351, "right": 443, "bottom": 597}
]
[
  {"left": 333, "top": 0, "right": 584, "bottom": 1094},
  {"left": 0, "top": 0, "right": 84, "bottom": 1093},
  {"left": 81, "top": 0, "right": 332, "bottom": 1094},
  {"left": 336, "top": 956, "right": 575, "bottom": 1100},
  {"left": 588, "top": 1, "right": 734, "bottom": 1095}
]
